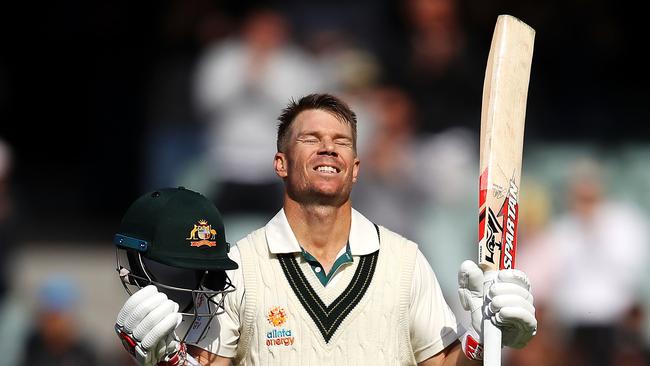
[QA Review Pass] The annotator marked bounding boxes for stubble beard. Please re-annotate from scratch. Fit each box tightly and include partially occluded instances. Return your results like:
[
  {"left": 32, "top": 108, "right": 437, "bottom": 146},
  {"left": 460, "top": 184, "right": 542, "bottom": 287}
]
[{"left": 285, "top": 179, "right": 352, "bottom": 208}]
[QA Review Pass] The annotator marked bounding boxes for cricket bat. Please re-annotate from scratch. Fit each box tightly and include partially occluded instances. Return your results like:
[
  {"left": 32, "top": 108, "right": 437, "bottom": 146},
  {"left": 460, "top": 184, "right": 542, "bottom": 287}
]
[{"left": 478, "top": 15, "right": 535, "bottom": 365}]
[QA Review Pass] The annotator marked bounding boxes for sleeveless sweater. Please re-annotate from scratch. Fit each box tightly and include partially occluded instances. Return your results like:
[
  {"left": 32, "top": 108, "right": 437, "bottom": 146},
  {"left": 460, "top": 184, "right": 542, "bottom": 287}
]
[{"left": 233, "top": 225, "right": 419, "bottom": 365}]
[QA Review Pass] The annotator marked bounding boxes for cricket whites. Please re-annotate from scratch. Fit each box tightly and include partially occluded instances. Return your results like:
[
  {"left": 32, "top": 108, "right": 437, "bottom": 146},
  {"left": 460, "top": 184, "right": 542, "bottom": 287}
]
[{"left": 477, "top": 14, "right": 535, "bottom": 366}]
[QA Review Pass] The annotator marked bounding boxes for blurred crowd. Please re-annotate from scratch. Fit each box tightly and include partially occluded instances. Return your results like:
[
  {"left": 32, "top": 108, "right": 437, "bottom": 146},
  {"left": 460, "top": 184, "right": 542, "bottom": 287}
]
[
  {"left": 1, "top": 0, "right": 649, "bottom": 365},
  {"left": 510, "top": 159, "right": 650, "bottom": 366}
]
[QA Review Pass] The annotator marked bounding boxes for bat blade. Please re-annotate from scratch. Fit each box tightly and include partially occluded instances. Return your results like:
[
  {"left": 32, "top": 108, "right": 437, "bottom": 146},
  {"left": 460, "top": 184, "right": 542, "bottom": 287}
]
[
  {"left": 478, "top": 14, "right": 535, "bottom": 366},
  {"left": 478, "top": 15, "right": 535, "bottom": 273}
]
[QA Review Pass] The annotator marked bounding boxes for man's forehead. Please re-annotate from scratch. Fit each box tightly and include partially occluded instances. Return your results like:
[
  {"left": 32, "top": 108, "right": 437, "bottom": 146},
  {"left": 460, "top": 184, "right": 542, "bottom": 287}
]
[{"left": 293, "top": 109, "right": 352, "bottom": 135}]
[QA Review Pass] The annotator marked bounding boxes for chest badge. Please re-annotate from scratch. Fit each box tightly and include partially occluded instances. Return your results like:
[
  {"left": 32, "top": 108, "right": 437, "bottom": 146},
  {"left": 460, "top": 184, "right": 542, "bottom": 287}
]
[{"left": 266, "top": 306, "right": 295, "bottom": 347}]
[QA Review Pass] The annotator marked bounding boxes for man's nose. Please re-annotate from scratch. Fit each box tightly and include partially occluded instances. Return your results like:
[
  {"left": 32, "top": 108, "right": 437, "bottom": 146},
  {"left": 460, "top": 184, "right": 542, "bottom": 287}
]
[{"left": 318, "top": 138, "right": 337, "bottom": 156}]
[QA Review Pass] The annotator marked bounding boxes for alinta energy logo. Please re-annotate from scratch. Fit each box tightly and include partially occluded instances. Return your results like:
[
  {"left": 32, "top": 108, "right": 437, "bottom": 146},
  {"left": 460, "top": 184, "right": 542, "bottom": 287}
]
[{"left": 266, "top": 306, "right": 295, "bottom": 347}]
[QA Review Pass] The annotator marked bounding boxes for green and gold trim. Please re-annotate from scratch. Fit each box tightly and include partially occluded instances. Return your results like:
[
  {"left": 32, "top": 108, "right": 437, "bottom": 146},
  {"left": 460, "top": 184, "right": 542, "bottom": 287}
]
[{"left": 278, "top": 249, "right": 378, "bottom": 343}]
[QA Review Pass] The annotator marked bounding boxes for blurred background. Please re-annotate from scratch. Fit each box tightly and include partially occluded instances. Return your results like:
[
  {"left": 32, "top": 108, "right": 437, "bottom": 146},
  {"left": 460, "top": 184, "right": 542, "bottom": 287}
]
[{"left": 1, "top": 0, "right": 649, "bottom": 364}]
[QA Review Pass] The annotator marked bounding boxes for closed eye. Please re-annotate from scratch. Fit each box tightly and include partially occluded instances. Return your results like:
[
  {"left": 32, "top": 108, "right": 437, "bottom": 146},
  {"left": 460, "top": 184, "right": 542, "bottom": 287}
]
[
  {"left": 335, "top": 139, "right": 353, "bottom": 148},
  {"left": 298, "top": 137, "right": 319, "bottom": 144}
]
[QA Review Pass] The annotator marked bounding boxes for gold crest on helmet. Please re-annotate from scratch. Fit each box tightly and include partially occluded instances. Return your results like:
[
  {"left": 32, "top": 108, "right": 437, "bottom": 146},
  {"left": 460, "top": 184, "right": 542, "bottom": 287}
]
[{"left": 187, "top": 219, "right": 217, "bottom": 247}]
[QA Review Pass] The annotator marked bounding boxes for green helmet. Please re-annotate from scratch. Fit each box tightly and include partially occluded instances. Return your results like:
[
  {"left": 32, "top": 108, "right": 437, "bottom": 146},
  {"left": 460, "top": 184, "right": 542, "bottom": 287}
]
[
  {"left": 115, "top": 186, "right": 237, "bottom": 270},
  {"left": 114, "top": 187, "right": 237, "bottom": 325}
]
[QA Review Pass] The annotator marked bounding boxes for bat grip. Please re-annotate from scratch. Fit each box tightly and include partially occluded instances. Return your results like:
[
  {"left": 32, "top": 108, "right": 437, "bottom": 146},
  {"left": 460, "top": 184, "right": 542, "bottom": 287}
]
[{"left": 483, "top": 270, "right": 501, "bottom": 366}]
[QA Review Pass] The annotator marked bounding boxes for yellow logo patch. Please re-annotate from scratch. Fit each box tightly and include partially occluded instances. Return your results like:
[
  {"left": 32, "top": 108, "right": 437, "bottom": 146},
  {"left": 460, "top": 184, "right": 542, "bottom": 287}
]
[
  {"left": 267, "top": 306, "right": 287, "bottom": 327},
  {"left": 187, "top": 219, "right": 217, "bottom": 247}
]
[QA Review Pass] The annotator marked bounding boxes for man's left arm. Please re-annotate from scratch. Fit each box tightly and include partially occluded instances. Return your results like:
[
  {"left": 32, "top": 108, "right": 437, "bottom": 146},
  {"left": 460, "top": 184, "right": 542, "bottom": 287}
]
[
  {"left": 457, "top": 260, "right": 537, "bottom": 360},
  {"left": 408, "top": 249, "right": 463, "bottom": 363},
  {"left": 418, "top": 340, "right": 480, "bottom": 366},
  {"left": 414, "top": 257, "right": 537, "bottom": 366}
]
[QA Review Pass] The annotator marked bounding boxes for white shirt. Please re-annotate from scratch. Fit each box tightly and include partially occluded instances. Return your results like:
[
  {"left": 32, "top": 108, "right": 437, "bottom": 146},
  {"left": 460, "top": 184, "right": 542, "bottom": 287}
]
[
  {"left": 194, "top": 40, "right": 327, "bottom": 184},
  {"left": 549, "top": 201, "right": 648, "bottom": 325},
  {"left": 205, "top": 209, "right": 462, "bottom": 362}
]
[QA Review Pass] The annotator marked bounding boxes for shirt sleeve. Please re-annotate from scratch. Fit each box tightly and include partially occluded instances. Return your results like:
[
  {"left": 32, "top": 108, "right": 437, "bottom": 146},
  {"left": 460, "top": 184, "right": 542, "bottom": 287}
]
[
  {"left": 409, "top": 249, "right": 464, "bottom": 363},
  {"left": 196, "top": 245, "right": 245, "bottom": 358}
]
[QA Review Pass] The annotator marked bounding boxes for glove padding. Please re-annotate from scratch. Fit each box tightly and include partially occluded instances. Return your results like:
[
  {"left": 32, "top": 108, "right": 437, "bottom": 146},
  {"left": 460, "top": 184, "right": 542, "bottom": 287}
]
[
  {"left": 458, "top": 260, "right": 537, "bottom": 349},
  {"left": 116, "top": 285, "right": 183, "bottom": 366}
]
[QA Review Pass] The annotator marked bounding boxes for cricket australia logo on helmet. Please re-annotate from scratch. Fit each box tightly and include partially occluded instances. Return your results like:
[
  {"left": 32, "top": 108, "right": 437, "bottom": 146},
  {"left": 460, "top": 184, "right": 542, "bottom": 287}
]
[{"left": 187, "top": 219, "right": 217, "bottom": 247}]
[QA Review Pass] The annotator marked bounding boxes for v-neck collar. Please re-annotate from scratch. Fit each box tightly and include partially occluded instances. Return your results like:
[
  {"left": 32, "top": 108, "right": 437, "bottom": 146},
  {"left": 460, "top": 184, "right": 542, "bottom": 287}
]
[{"left": 264, "top": 208, "right": 380, "bottom": 255}]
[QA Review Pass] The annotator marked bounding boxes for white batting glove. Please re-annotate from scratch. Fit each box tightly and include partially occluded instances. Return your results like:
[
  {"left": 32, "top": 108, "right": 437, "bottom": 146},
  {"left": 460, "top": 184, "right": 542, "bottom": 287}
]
[
  {"left": 457, "top": 260, "right": 537, "bottom": 359},
  {"left": 115, "top": 285, "right": 184, "bottom": 366}
]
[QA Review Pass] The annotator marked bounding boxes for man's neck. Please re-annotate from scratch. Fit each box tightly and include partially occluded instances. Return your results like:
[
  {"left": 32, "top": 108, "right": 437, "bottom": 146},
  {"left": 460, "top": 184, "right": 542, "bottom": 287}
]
[{"left": 283, "top": 197, "right": 352, "bottom": 273}]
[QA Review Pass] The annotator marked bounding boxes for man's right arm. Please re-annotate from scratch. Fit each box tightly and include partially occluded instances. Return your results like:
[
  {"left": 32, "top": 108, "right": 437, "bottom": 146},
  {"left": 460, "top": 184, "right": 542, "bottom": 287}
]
[{"left": 187, "top": 346, "right": 232, "bottom": 366}]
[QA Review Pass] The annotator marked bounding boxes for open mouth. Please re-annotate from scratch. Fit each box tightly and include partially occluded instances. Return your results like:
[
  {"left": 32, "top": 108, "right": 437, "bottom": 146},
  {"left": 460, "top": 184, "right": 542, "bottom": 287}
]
[{"left": 314, "top": 165, "right": 340, "bottom": 174}]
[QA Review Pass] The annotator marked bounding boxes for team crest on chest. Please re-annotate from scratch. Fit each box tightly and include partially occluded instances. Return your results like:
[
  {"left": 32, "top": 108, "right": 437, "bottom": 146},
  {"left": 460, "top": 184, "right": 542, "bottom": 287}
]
[{"left": 265, "top": 306, "right": 295, "bottom": 347}]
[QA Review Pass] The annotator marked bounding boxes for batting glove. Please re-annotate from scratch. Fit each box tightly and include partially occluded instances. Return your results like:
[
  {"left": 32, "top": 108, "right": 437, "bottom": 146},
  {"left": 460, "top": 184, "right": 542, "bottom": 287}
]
[
  {"left": 115, "top": 285, "right": 186, "bottom": 366},
  {"left": 457, "top": 260, "right": 537, "bottom": 359}
]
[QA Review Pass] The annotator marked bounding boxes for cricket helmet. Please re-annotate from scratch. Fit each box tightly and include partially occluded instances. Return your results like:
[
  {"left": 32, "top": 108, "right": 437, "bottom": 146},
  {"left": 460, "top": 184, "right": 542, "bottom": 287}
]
[{"left": 114, "top": 187, "right": 238, "bottom": 332}]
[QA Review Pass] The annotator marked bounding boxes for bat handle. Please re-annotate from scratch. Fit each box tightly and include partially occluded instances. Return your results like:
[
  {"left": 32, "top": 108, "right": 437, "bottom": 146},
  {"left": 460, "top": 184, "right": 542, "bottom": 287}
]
[{"left": 483, "top": 270, "right": 501, "bottom": 366}]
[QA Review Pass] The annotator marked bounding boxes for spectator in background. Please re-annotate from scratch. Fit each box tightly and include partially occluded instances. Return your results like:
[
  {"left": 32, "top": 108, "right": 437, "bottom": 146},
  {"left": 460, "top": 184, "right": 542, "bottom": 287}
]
[
  {"left": 142, "top": 0, "right": 234, "bottom": 191},
  {"left": 20, "top": 277, "right": 99, "bottom": 366},
  {"left": 352, "top": 86, "right": 423, "bottom": 238},
  {"left": 352, "top": 88, "right": 477, "bottom": 314},
  {"left": 506, "top": 181, "right": 567, "bottom": 366},
  {"left": 193, "top": 7, "right": 328, "bottom": 219},
  {"left": 304, "top": 30, "right": 382, "bottom": 158},
  {"left": 379, "top": 0, "right": 480, "bottom": 134},
  {"left": 547, "top": 157, "right": 649, "bottom": 366},
  {"left": 412, "top": 127, "right": 477, "bottom": 314}
]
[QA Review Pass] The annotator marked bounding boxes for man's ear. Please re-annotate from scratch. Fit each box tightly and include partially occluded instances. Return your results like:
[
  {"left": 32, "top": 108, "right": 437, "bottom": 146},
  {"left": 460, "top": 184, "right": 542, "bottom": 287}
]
[
  {"left": 274, "top": 152, "right": 288, "bottom": 178},
  {"left": 352, "top": 157, "right": 360, "bottom": 183}
]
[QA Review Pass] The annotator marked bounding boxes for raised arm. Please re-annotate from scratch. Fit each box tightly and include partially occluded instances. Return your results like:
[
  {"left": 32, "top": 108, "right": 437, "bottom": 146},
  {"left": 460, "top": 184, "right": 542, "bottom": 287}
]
[{"left": 418, "top": 341, "right": 480, "bottom": 366}]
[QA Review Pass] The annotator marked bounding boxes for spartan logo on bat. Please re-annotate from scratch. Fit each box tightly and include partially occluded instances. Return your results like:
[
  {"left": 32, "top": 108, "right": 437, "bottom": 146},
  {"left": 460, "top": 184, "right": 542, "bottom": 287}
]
[
  {"left": 484, "top": 208, "right": 503, "bottom": 264},
  {"left": 501, "top": 179, "right": 519, "bottom": 269}
]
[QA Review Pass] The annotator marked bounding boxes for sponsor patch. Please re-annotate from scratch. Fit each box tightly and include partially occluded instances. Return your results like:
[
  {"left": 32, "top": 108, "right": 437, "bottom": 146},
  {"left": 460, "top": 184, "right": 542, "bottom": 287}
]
[{"left": 266, "top": 306, "right": 295, "bottom": 347}]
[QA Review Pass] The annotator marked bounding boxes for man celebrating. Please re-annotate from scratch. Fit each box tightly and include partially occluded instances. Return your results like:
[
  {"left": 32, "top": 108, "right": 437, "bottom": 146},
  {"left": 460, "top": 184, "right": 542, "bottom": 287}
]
[{"left": 117, "top": 94, "right": 536, "bottom": 365}]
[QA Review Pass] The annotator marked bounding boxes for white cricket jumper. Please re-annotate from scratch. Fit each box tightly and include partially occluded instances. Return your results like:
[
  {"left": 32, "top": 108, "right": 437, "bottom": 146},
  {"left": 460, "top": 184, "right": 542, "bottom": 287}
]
[{"left": 234, "top": 225, "right": 418, "bottom": 365}]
